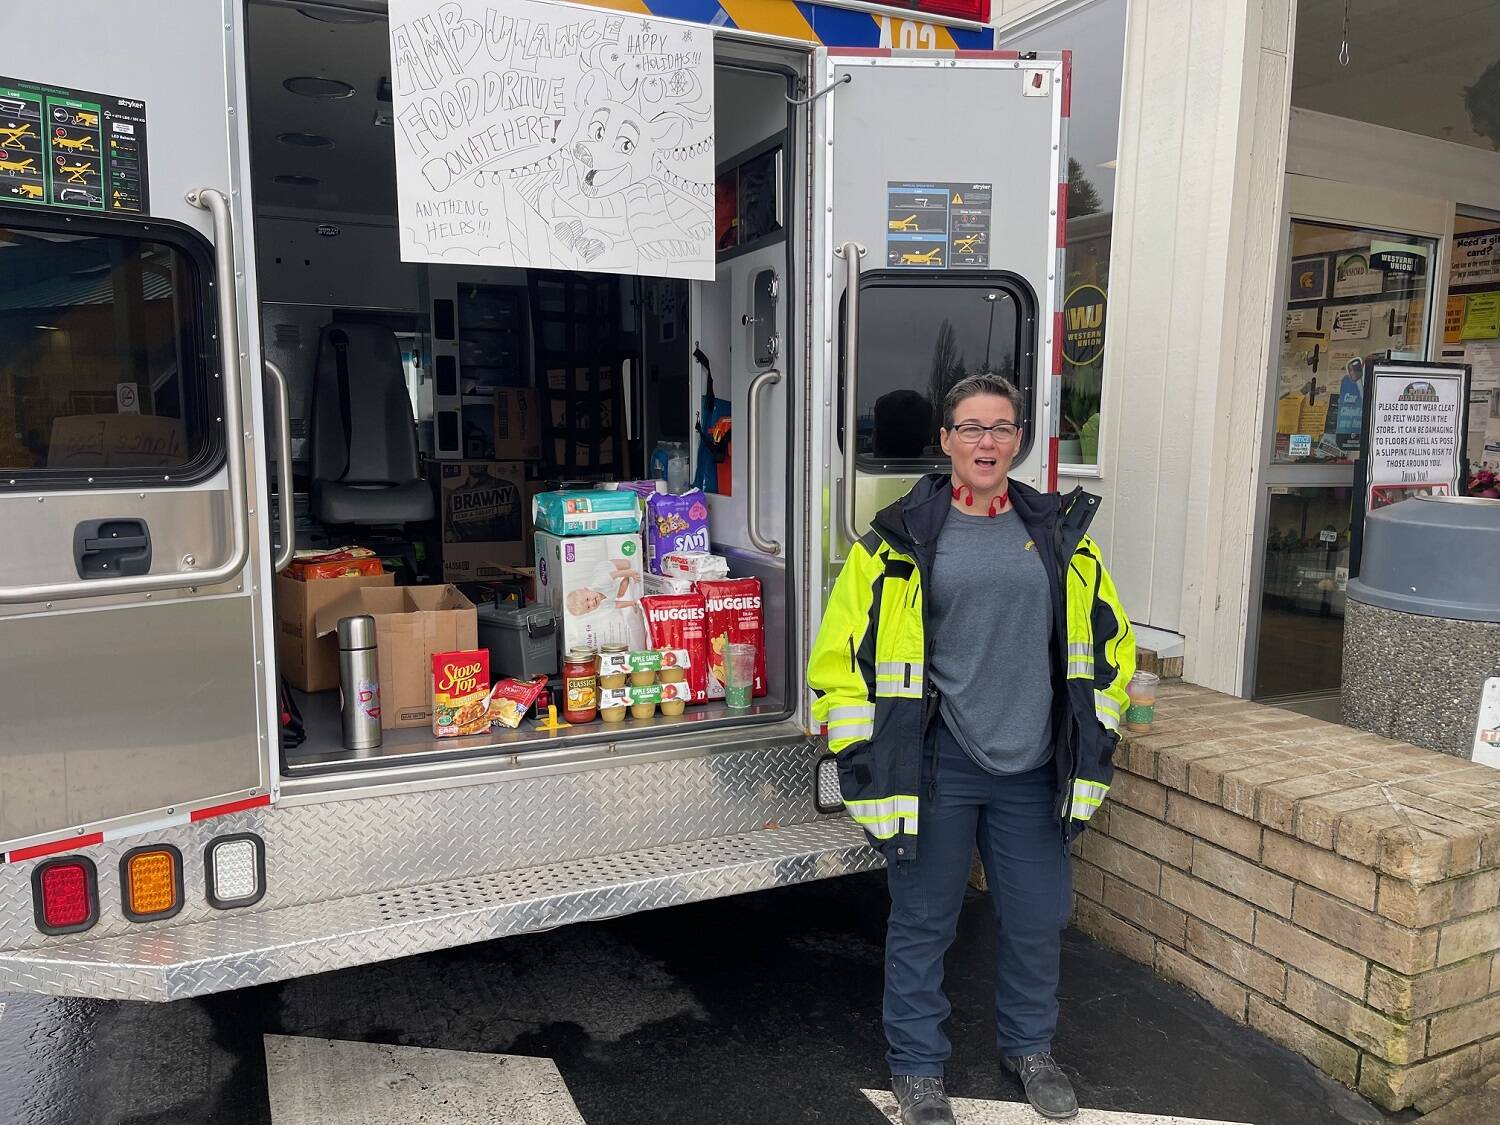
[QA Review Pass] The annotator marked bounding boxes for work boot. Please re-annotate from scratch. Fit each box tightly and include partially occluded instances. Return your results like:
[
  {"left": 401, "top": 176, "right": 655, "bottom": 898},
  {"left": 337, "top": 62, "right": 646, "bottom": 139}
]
[
  {"left": 890, "top": 1075, "right": 957, "bottom": 1125},
  {"left": 1001, "top": 1052, "right": 1078, "bottom": 1120}
]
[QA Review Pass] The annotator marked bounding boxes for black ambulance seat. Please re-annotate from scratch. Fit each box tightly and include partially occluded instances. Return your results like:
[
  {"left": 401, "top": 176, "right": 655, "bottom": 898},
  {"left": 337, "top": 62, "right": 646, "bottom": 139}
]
[{"left": 309, "top": 323, "right": 434, "bottom": 526}]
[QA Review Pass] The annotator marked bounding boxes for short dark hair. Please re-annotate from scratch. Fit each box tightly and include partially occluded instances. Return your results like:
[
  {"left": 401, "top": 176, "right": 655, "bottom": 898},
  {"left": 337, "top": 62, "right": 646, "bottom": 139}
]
[{"left": 942, "top": 373, "right": 1026, "bottom": 428}]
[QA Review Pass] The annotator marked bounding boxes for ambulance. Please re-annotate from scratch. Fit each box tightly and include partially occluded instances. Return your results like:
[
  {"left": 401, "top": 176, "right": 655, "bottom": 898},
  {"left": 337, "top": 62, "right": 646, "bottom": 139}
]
[{"left": 0, "top": 0, "right": 1068, "bottom": 1000}]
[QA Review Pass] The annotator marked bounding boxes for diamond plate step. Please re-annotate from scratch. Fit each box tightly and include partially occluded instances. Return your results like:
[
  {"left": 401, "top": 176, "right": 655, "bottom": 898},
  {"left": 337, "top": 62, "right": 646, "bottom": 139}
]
[{"left": 0, "top": 819, "right": 879, "bottom": 1002}]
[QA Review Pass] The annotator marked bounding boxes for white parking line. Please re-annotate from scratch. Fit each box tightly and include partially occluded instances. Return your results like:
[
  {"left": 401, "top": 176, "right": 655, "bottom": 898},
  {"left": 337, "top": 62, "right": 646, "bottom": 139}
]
[
  {"left": 265, "top": 1035, "right": 587, "bottom": 1125},
  {"left": 862, "top": 1090, "right": 1253, "bottom": 1124}
]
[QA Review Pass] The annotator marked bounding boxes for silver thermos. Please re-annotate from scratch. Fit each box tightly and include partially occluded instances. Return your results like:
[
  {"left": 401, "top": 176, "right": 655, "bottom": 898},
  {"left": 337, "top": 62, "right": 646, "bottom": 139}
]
[{"left": 337, "top": 615, "right": 382, "bottom": 751}]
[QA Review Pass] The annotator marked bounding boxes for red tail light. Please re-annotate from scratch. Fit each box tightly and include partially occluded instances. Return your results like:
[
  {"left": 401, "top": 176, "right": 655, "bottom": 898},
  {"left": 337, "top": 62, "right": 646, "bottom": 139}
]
[{"left": 32, "top": 857, "right": 99, "bottom": 935}]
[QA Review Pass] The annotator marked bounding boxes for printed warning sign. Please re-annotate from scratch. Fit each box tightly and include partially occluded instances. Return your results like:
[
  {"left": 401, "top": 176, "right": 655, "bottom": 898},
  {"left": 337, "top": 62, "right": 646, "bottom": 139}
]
[
  {"left": 1365, "top": 364, "right": 1467, "bottom": 510},
  {"left": 886, "top": 181, "right": 992, "bottom": 269},
  {"left": 0, "top": 74, "right": 148, "bottom": 214}
]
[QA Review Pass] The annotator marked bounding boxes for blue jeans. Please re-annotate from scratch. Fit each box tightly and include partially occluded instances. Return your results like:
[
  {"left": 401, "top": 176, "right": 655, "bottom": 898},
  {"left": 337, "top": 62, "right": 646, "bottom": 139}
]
[{"left": 885, "top": 721, "right": 1072, "bottom": 1077}]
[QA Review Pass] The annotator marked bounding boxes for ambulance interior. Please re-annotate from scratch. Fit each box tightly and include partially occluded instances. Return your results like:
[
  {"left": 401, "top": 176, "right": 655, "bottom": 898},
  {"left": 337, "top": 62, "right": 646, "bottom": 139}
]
[{"left": 245, "top": 3, "right": 802, "bottom": 771}]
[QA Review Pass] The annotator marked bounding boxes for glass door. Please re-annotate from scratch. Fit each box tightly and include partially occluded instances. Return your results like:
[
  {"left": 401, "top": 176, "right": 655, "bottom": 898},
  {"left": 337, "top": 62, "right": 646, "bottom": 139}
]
[{"left": 1249, "top": 178, "right": 1451, "bottom": 704}]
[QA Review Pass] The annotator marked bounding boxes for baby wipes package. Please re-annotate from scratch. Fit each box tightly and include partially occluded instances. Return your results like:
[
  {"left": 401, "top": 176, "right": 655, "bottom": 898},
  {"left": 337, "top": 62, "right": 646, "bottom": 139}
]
[
  {"left": 532, "top": 489, "right": 642, "bottom": 537},
  {"left": 645, "top": 489, "right": 711, "bottom": 574}
]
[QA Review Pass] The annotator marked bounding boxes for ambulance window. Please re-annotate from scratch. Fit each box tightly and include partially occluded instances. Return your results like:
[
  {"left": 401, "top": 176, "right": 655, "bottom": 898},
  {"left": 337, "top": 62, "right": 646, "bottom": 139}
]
[
  {"left": 844, "top": 274, "right": 1035, "bottom": 469},
  {"left": 0, "top": 216, "right": 219, "bottom": 484}
]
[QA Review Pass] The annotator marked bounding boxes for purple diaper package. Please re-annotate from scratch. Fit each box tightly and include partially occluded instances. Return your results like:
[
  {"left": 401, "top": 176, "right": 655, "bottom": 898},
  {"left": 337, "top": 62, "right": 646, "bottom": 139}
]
[{"left": 645, "top": 489, "right": 711, "bottom": 575}]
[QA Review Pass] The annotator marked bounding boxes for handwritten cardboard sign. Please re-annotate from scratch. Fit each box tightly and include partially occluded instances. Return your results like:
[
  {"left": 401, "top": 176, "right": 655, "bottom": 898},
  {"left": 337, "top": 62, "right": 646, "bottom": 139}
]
[{"left": 389, "top": 0, "right": 715, "bottom": 279}]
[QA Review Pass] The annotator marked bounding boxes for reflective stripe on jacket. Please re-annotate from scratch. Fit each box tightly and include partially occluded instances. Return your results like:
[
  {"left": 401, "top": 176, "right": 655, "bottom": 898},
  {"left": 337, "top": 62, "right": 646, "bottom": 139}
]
[{"left": 808, "top": 474, "right": 1136, "bottom": 860}]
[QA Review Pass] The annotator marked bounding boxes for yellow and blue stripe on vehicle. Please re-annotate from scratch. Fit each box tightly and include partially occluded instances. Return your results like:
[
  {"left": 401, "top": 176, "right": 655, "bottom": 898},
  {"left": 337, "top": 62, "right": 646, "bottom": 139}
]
[{"left": 576, "top": 0, "right": 996, "bottom": 50}]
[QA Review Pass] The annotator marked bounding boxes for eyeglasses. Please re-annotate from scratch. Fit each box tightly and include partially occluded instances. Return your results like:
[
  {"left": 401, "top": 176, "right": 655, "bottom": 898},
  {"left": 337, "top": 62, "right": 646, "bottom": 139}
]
[{"left": 950, "top": 422, "right": 1022, "bottom": 444}]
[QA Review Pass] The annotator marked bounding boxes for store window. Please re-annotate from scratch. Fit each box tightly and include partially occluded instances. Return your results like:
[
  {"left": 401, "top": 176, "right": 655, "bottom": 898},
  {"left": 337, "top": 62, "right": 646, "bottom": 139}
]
[
  {"left": 1001, "top": 0, "right": 1127, "bottom": 471},
  {"left": 0, "top": 217, "right": 218, "bottom": 482},
  {"left": 1274, "top": 220, "right": 1435, "bottom": 466},
  {"left": 1255, "top": 485, "right": 1354, "bottom": 699},
  {"left": 848, "top": 274, "right": 1034, "bottom": 468},
  {"left": 1449, "top": 211, "right": 1500, "bottom": 478}
]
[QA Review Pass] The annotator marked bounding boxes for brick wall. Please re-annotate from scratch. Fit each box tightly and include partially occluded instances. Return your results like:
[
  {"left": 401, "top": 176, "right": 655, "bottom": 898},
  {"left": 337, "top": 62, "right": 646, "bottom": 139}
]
[{"left": 1071, "top": 683, "right": 1500, "bottom": 1111}]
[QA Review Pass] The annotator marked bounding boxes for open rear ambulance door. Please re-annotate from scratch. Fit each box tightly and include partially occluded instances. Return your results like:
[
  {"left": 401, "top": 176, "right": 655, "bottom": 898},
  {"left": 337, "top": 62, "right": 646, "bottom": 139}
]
[
  {"left": 0, "top": 0, "right": 275, "bottom": 865},
  {"left": 817, "top": 48, "right": 1066, "bottom": 564}
]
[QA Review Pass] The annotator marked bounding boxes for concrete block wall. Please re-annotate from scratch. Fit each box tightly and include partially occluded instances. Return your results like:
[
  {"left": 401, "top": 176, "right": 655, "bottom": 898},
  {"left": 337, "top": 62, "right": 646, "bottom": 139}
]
[{"left": 1072, "top": 683, "right": 1500, "bottom": 1111}]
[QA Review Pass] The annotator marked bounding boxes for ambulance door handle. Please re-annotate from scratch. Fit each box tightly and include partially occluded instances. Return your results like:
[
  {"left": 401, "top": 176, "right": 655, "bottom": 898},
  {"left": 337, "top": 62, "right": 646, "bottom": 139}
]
[
  {"left": 0, "top": 187, "right": 250, "bottom": 605},
  {"left": 264, "top": 359, "right": 295, "bottom": 573},
  {"left": 835, "top": 241, "right": 866, "bottom": 548},
  {"left": 746, "top": 367, "right": 782, "bottom": 555}
]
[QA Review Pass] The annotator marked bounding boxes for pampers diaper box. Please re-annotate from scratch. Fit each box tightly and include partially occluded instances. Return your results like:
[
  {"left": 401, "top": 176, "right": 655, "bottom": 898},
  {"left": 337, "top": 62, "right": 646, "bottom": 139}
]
[{"left": 534, "top": 529, "right": 647, "bottom": 654}]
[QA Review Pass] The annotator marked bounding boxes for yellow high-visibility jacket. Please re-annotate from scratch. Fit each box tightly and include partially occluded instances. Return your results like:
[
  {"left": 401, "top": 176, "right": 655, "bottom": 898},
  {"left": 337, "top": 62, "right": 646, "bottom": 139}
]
[{"left": 808, "top": 475, "right": 1135, "bottom": 860}]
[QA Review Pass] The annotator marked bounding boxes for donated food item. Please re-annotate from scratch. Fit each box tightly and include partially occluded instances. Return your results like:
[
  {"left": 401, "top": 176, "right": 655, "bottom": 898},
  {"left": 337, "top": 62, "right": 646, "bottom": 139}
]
[
  {"left": 629, "top": 660, "right": 656, "bottom": 716},
  {"left": 432, "top": 649, "right": 491, "bottom": 738},
  {"left": 487, "top": 675, "right": 550, "bottom": 729},
  {"left": 643, "top": 572, "right": 696, "bottom": 596},
  {"left": 288, "top": 546, "right": 384, "bottom": 581},
  {"left": 658, "top": 663, "right": 687, "bottom": 716},
  {"left": 596, "top": 647, "right": 690, "bottom": 679},
  {"left": 645, "top": 490, "right": 711, "bottom": 574},
  {"left": 641, "top": 594, "right": 709, "bottom": 702},
  {"left": 599, "top": 643, "right": 630, "bottom": 690},
  {"left": 660, "top": 550, "right": 729, "bottom": 583},
  {"left": 532, "top": 489, "right": 642, "bottom": 536},
  {"left": 600, "top": 680, "right": 692, "bottom": 721},
  {"left": 562, "top": 646, "right": 599, "bottom": 724},
  {"left": 534, "top": 530, "right": 646, "bottom": 654},
  {"left": 1125, "top": 670, "right": 1160, "bottom": 733},
  {"left": 700, "top": 578, "right": 767, "bottom": 699}
]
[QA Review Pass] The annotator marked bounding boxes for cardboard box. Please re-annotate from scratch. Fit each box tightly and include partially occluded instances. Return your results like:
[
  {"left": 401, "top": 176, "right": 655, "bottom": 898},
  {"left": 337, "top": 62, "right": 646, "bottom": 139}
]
[
  {"left": 275, "top": 570, "right": 395, "bottom": 693},
  {"left": 534, "top": 529, "right": 646, "bottom": 653},
  {"left": 438, "top": 461, "right": 529, "bottom": 582},
  {"left": 493, "top": 389, "right": 541, "bottom": 460},
  {"left": 315, "top": 585, "right": 478, "bottom": 730}
]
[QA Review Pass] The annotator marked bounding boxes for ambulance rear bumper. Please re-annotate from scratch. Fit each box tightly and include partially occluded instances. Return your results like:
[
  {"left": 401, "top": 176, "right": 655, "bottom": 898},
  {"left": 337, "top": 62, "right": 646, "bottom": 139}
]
[{"left": 0, "top": 818, "right": 877, "bottom": 1002}]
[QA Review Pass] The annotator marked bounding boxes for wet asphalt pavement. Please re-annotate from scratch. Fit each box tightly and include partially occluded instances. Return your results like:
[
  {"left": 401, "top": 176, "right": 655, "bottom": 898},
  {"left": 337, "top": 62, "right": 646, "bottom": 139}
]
[{"left": 0, "top": 871, "right": 1396, "bottom": 1125}]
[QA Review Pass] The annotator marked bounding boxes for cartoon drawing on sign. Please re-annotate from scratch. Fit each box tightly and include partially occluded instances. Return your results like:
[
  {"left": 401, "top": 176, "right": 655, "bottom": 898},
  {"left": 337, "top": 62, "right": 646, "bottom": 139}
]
[{"left": 388, "top": 0, "right": 715, "bottom": 279}]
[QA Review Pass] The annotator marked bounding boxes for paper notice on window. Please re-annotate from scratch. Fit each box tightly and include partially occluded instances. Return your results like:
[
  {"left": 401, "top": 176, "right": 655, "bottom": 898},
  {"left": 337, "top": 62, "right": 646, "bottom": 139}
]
[
  {"left": 1469, "top": 390, "right": 1491, "bottom": 432},
  {"left": 387, "top": 0, "right": 715, "bottom": 279},
  {"left": 1285, "top": 307, "right": 1317, "bottom": 339},
  {"left": 1461, "top": 292, "right": 1500, "bottom": 341},
  {"left": 1467, "top": 341, "right": 1500, "bottom": 392},
  {"left": 1452, "top": 230, "right": 1500, "bottom": 289},
  {"left": 1446, "top": 294, "right": 1466, "bottom": 343},
  {"left": 1328, "top": 304, "right": 1372, "bottom": 341}
]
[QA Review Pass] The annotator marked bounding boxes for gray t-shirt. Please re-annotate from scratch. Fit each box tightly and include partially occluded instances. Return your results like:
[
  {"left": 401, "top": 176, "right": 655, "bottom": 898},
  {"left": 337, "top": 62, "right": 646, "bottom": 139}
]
[{"left": 928, "top": 508, "right": 1055, "bottom": 774}]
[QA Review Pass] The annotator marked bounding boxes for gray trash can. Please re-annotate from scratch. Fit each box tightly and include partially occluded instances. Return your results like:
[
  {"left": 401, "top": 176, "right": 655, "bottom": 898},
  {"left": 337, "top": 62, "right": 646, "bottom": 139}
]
[{"left": 1344, "top": 495, "right": 1500, "bottom": 758}]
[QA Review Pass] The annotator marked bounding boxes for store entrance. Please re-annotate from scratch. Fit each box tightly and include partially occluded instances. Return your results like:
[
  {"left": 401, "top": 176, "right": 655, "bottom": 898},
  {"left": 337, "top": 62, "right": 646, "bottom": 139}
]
[{"left": 1249, "top": 177, "right": 1449, "bottom": 708}]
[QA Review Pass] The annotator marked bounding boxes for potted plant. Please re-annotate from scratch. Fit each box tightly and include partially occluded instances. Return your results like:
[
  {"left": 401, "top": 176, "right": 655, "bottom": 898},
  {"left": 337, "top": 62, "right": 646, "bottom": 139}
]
[
  {"left": 1078, "top": 412, "right": 1100, "bottom": 461},
  {"left": 1059, "top": 384, "right": 1098, "bottom": 465}
]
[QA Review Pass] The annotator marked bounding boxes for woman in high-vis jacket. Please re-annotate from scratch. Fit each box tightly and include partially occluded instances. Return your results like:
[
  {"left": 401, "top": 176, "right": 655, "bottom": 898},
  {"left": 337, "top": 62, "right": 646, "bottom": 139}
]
[{"left": 809, "top": 373, "right": 1134, "bottom": 1124}]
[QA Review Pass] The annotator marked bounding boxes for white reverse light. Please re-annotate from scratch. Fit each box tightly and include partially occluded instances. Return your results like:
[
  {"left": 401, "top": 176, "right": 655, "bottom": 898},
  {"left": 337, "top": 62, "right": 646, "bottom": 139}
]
[{"left": 205, "top": 833, "right": 265, "bottom": 909}]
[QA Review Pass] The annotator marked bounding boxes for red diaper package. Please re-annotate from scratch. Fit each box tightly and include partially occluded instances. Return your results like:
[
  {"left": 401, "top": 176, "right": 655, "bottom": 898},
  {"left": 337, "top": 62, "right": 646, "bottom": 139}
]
[
  {"left": 642, "top": 593, "right": 709, "bottom": 703},
  {"left": 698, "top": 578, "right": 767, "bottom": 699}
]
